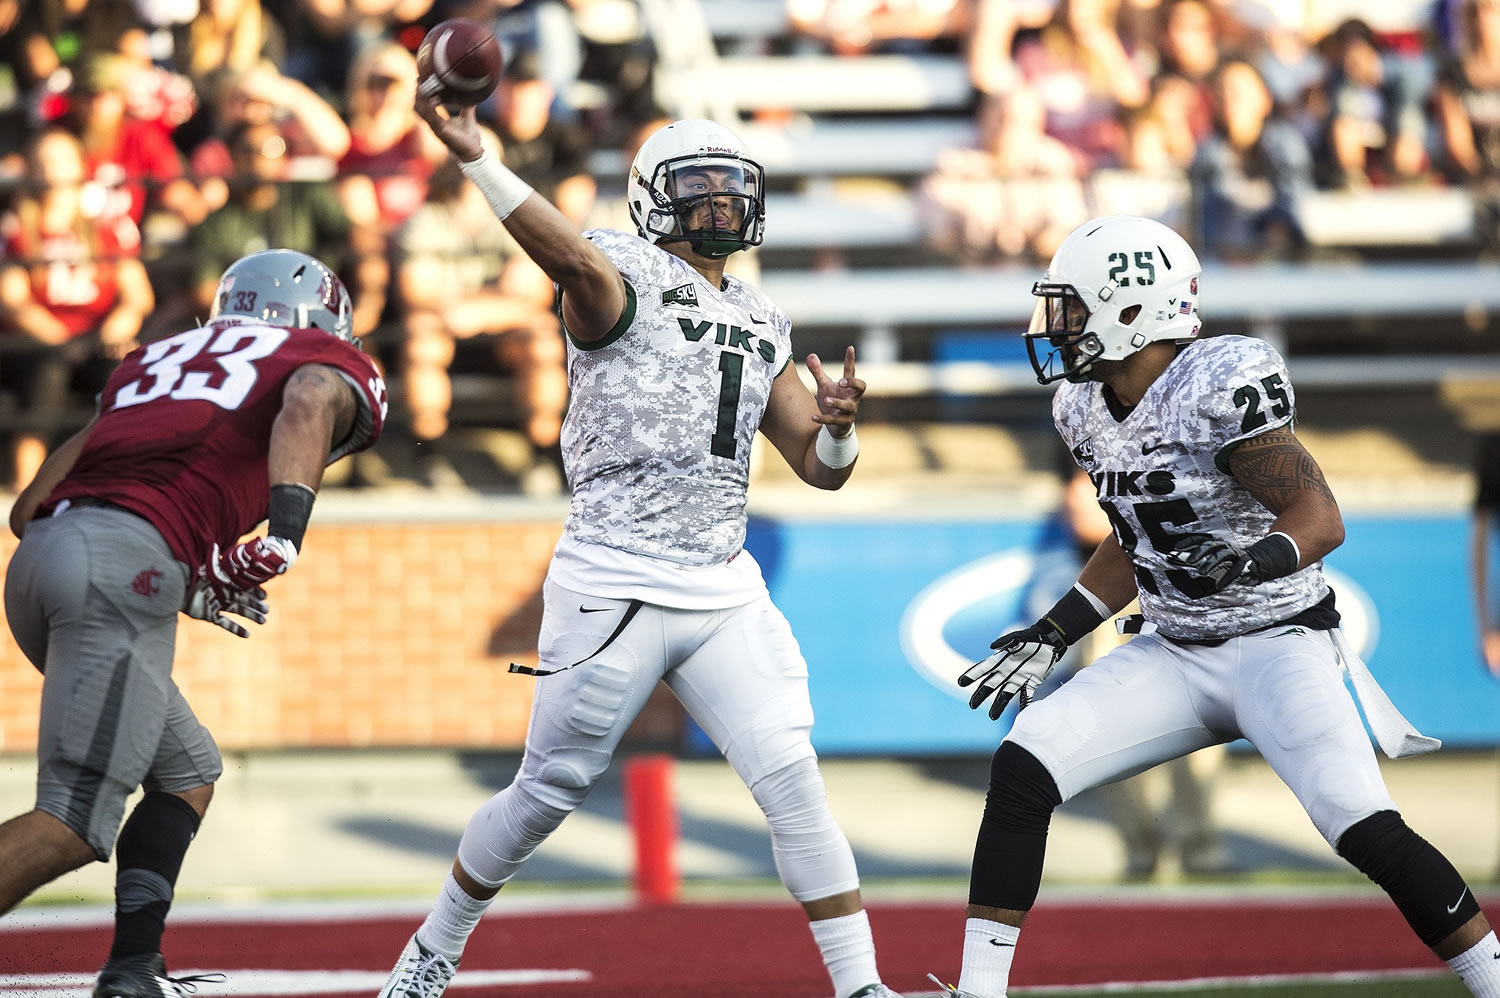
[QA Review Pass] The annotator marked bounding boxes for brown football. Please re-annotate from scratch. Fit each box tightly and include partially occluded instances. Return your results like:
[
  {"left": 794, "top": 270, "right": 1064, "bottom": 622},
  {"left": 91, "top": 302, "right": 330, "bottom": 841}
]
[{"left": 416, "top": 19, "right": 503, "bottom": 108}]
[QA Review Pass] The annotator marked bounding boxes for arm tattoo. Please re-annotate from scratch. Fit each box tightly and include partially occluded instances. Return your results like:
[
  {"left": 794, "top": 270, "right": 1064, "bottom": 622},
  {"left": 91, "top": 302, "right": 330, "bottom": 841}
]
[
  {"left": 1228, "top": 427, "right": 1337, "bottom": 513},
  {"left": 287, "top": 365, "right": 336, "bottom": 393},
  {"left": 288, "top": 365, "right": 357, "bottom": 445}
]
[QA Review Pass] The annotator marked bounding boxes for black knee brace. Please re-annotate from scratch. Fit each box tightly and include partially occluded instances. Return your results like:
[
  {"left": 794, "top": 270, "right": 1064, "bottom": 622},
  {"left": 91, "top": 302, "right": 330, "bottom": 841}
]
[
  {"left": 1336, "top": 809, "right": 1480, "bottom": 947},
  {"left": 968, "top": 741, "right": 1063, "bottom": 912},
  {"left": 116, "top": 790, "right": 201, "bottom": 884},
  {"left": 110, "top": 791, "right": 202, "bottom": 959}
]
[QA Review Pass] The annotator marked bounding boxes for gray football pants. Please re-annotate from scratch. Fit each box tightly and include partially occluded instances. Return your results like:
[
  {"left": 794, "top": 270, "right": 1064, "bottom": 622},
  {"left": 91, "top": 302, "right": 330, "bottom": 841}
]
[{"left": 5, "top": 506, "right": 223, "bottom": 860}]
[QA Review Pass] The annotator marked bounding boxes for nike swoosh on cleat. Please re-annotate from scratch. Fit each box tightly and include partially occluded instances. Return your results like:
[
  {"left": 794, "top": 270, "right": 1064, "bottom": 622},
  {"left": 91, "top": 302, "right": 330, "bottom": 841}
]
[
  {"left": 1448, "top": 887, "right": 1470, "bottom": 914},
  {"left": 988, "top": 937, "right": 1014, "bottom": 947},
  {"left": 579, "top": 606, "right": 612, "bottom": 613}
]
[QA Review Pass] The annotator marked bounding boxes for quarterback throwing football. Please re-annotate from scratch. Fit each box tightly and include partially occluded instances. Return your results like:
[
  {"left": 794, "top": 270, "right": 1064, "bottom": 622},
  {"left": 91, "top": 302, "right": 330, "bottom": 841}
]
[
  {"left": 375, "top": 92, "right": 900, "bottom": 998},
  {"left": 931, "top": 216, "right": 1500, "bottom": 998}
]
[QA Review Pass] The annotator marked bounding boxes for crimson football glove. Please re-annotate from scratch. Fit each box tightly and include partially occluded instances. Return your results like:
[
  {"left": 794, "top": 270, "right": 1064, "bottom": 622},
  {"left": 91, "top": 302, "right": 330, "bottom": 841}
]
[
  {"left": 216, "top": 535, "right": 299, "bottom": 588},
  {"left": 959, "top": 622, "right": 1068, "bottom": 720},
  {"left": 183, "top": 566, "right": 269, "bottom": 639}
]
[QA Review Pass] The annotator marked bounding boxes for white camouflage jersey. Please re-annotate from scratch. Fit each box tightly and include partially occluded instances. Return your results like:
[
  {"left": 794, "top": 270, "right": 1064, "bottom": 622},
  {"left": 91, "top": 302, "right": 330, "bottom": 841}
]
[
  {"left": 560, "top": 229, "right": 792, "bottom": 566},
  {"left": 1054, "top": 335, "right": 1330, "bottom": 640}
]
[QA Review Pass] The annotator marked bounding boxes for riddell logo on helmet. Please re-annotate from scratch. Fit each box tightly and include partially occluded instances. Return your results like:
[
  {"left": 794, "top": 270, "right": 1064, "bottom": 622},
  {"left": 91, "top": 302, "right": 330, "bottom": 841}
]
[{"left": 699, "top": 145, "right": 734, "bottom": 155}]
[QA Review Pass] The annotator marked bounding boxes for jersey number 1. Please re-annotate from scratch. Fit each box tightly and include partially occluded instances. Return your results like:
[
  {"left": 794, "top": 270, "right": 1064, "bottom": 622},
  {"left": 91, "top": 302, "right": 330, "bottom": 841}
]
[
  {"left": 112, "top": 325, "right": 290, "bottom": 412},
  {"left": 711, "top": 352, "right": 743, "bottom": 459}
]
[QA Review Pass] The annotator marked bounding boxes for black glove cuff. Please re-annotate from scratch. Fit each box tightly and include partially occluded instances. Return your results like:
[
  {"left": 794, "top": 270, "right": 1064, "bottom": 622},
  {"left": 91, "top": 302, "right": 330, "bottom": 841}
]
[
  {"left": 1247, "top": 533, "right": 1299, "bottom": 581},
  {"left": 267, "top": 482, "right": 316, "bottom": 551},
  {"left": 1040, "top": 586, "right": 1107, "bottom": 647}
]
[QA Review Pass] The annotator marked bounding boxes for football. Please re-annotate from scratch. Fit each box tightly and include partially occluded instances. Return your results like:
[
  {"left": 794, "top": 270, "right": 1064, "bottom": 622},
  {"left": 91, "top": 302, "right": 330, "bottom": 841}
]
[{"left": 416, "top": 19, "right": 503, "bottom": 108}]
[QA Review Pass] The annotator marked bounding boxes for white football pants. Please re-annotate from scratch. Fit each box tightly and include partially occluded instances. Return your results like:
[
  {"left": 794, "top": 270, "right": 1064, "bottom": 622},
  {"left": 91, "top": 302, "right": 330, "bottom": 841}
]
[
  {"left": 458, "top": 577, "right": 858, "bottom": 900},
  {"left": 1007, "top": 624, "right": 1398, "bottom": 846}
]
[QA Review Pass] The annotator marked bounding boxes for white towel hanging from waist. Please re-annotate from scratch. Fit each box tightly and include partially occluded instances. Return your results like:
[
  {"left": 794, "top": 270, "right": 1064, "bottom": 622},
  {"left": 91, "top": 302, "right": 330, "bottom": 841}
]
[{"left": 1330, "top": 628, "right": 1441, "bottom": 759}]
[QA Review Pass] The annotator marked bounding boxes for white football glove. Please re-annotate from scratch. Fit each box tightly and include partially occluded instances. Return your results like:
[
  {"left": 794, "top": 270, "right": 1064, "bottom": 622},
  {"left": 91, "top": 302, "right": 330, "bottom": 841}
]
[
  {"left": 183, "top": 565, "right": 269, "bottom": 639},
  {"left": 959, "top": 623, "right": 1068, "bottom": 720}
]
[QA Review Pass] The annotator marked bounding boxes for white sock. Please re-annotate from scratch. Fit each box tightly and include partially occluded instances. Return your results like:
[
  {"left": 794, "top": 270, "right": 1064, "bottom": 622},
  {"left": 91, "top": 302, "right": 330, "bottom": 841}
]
[
  {"left": 958, "top": 917, "right": 1020, "bottom": 997},
  {"left": 415, "top": 871, "right": 492, "bottom": 962},
  {"left": 1448, "top": 931, "right": 1500, "bottom": 997},
  {"left": 808, "top": 909, "right": 881, "bottom": 998}
]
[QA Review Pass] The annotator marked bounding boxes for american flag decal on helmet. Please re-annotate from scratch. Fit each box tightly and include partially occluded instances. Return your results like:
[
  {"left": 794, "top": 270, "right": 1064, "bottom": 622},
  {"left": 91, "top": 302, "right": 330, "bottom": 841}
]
[{"left": 1179, "top": 300, "right": 1193, "bottom": 315}]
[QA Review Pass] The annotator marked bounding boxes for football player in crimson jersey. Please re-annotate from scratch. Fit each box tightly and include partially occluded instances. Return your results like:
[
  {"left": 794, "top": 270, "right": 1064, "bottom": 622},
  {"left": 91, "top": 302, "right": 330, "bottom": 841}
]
[
  {"left": 928, "top": 216, "right": 1500, "bottom": 998},
  {"left": 0, "top": 249, "right": 386, "bottom": 997}
]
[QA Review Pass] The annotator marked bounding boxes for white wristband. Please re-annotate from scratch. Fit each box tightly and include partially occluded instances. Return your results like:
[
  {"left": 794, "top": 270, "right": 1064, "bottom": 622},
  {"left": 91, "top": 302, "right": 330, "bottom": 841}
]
[
  {"left": 1073, "top": 582, "right": 1112, "bottom": 620},
  {"left": 1266, "top": 530, "right": 1301, "bottom": 568},
  {"left": 458, "top": 150, "right": 534, "bottom": 221},
  {"left": 815, "top": 424, "right": 858, "bottom": 469}
]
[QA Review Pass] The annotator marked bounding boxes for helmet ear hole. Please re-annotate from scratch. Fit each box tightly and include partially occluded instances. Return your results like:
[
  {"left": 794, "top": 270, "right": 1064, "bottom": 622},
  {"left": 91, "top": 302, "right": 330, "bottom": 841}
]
[{"left": 1119, "top": 304, "right": 1142, "bottom": 325}]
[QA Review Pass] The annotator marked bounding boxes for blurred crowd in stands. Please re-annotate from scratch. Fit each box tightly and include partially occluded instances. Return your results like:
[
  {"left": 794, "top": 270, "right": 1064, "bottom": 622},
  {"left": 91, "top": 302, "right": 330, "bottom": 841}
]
[
  {"left": 921, "top": 0, "right": 1500, "bottom": 263},
  {"left": 0, "top": 0, "right": 654, "bottom": 491},
  {"left": 0, "top": 0, "right": 1496, "bottom": 492}
]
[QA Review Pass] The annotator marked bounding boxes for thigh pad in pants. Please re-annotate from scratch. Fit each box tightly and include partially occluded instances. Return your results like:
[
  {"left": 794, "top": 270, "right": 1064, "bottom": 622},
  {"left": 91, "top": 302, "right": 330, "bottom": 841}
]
[
  {"left": 1005, "top": 634, "right": 1220, "bottom": 803},
  {"left": 519, "top": 580, "right": 666, "bottom": 811},
  {"left": 1233, "top": 627, "right": 1396, "bottom": 845}
]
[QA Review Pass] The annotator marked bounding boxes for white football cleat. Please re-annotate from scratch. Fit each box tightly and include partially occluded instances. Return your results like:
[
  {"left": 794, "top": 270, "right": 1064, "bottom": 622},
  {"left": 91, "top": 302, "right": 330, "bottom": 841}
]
[
  {"left": 847, "top": 986, "right": 903, "bottom": 998},
  {"left": 377, "top": 934, "right": 458, "bottom": 998}
]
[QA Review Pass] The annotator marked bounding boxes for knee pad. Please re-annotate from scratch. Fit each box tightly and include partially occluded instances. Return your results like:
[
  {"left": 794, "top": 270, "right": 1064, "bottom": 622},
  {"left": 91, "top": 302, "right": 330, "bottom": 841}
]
[
  {"left": 1336, "top": 810, "right": 1480, "bottom": 947},
  {"left": 457, "top": 779, "right": 574, "bottom": 890},
  {"left": 116, "top": 792, "right": 200, "bottom": 875},
  {"left": 115, "top": 792, "right": 200, "bottom": 911},
  {"left": 530, "top": 747, "right": 613, "bottom": 812},
  {"left": 969, "top": 741, "right": 1063, "bottom": 912},
  {"left": 750, "top": 757, "right": 859, "bottom": 903}
]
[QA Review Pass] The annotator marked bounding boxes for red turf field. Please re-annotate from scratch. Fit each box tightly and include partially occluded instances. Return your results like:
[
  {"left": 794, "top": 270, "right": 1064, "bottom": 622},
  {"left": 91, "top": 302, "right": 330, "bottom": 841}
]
[{"left": 0, "top": 894, "right": 1472, "bottom": 997}]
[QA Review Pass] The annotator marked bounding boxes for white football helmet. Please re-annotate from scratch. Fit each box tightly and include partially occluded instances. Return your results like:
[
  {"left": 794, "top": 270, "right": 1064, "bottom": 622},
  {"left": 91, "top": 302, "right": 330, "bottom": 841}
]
[
  {"left": 628, "top": 118, "right": 765, "bottom": 258},
  {"left": 1024, "top": 215, "right": 1202, "bottom": 384}
]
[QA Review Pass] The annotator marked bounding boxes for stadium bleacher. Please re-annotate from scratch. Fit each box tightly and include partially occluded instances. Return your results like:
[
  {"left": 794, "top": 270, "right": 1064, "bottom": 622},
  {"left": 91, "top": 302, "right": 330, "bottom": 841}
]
[{"left": 1, "top": 0, "right": 1497, "bottom": 496}]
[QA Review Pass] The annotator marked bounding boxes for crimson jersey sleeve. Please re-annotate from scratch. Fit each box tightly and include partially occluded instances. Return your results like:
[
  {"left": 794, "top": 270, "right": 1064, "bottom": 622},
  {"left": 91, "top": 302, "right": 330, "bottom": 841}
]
[{"left": 47, "top": 322, "right": 386, "bottom": 569}]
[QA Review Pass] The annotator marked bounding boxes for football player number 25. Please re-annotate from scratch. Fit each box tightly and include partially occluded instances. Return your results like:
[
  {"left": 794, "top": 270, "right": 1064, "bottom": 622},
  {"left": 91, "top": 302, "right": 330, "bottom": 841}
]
[
  {"left": 1233, "top": 372, "right": 1291, "bottom": 433},
  {"left": 112, "top": 326, "right": 290, "bottom": 411},
  {"left": 1101, "top": 497, "right": 1219, "bottom": 599}
]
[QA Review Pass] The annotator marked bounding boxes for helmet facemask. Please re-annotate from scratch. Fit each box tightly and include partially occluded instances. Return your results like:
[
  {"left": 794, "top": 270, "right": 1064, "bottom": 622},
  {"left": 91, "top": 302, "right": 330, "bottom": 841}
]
[
  {"left": 633, "top": 154, "right": 765, "bottom": 258},
  {"left": 1024, "top": 282, "right": 1109, "bottom": 384}
]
